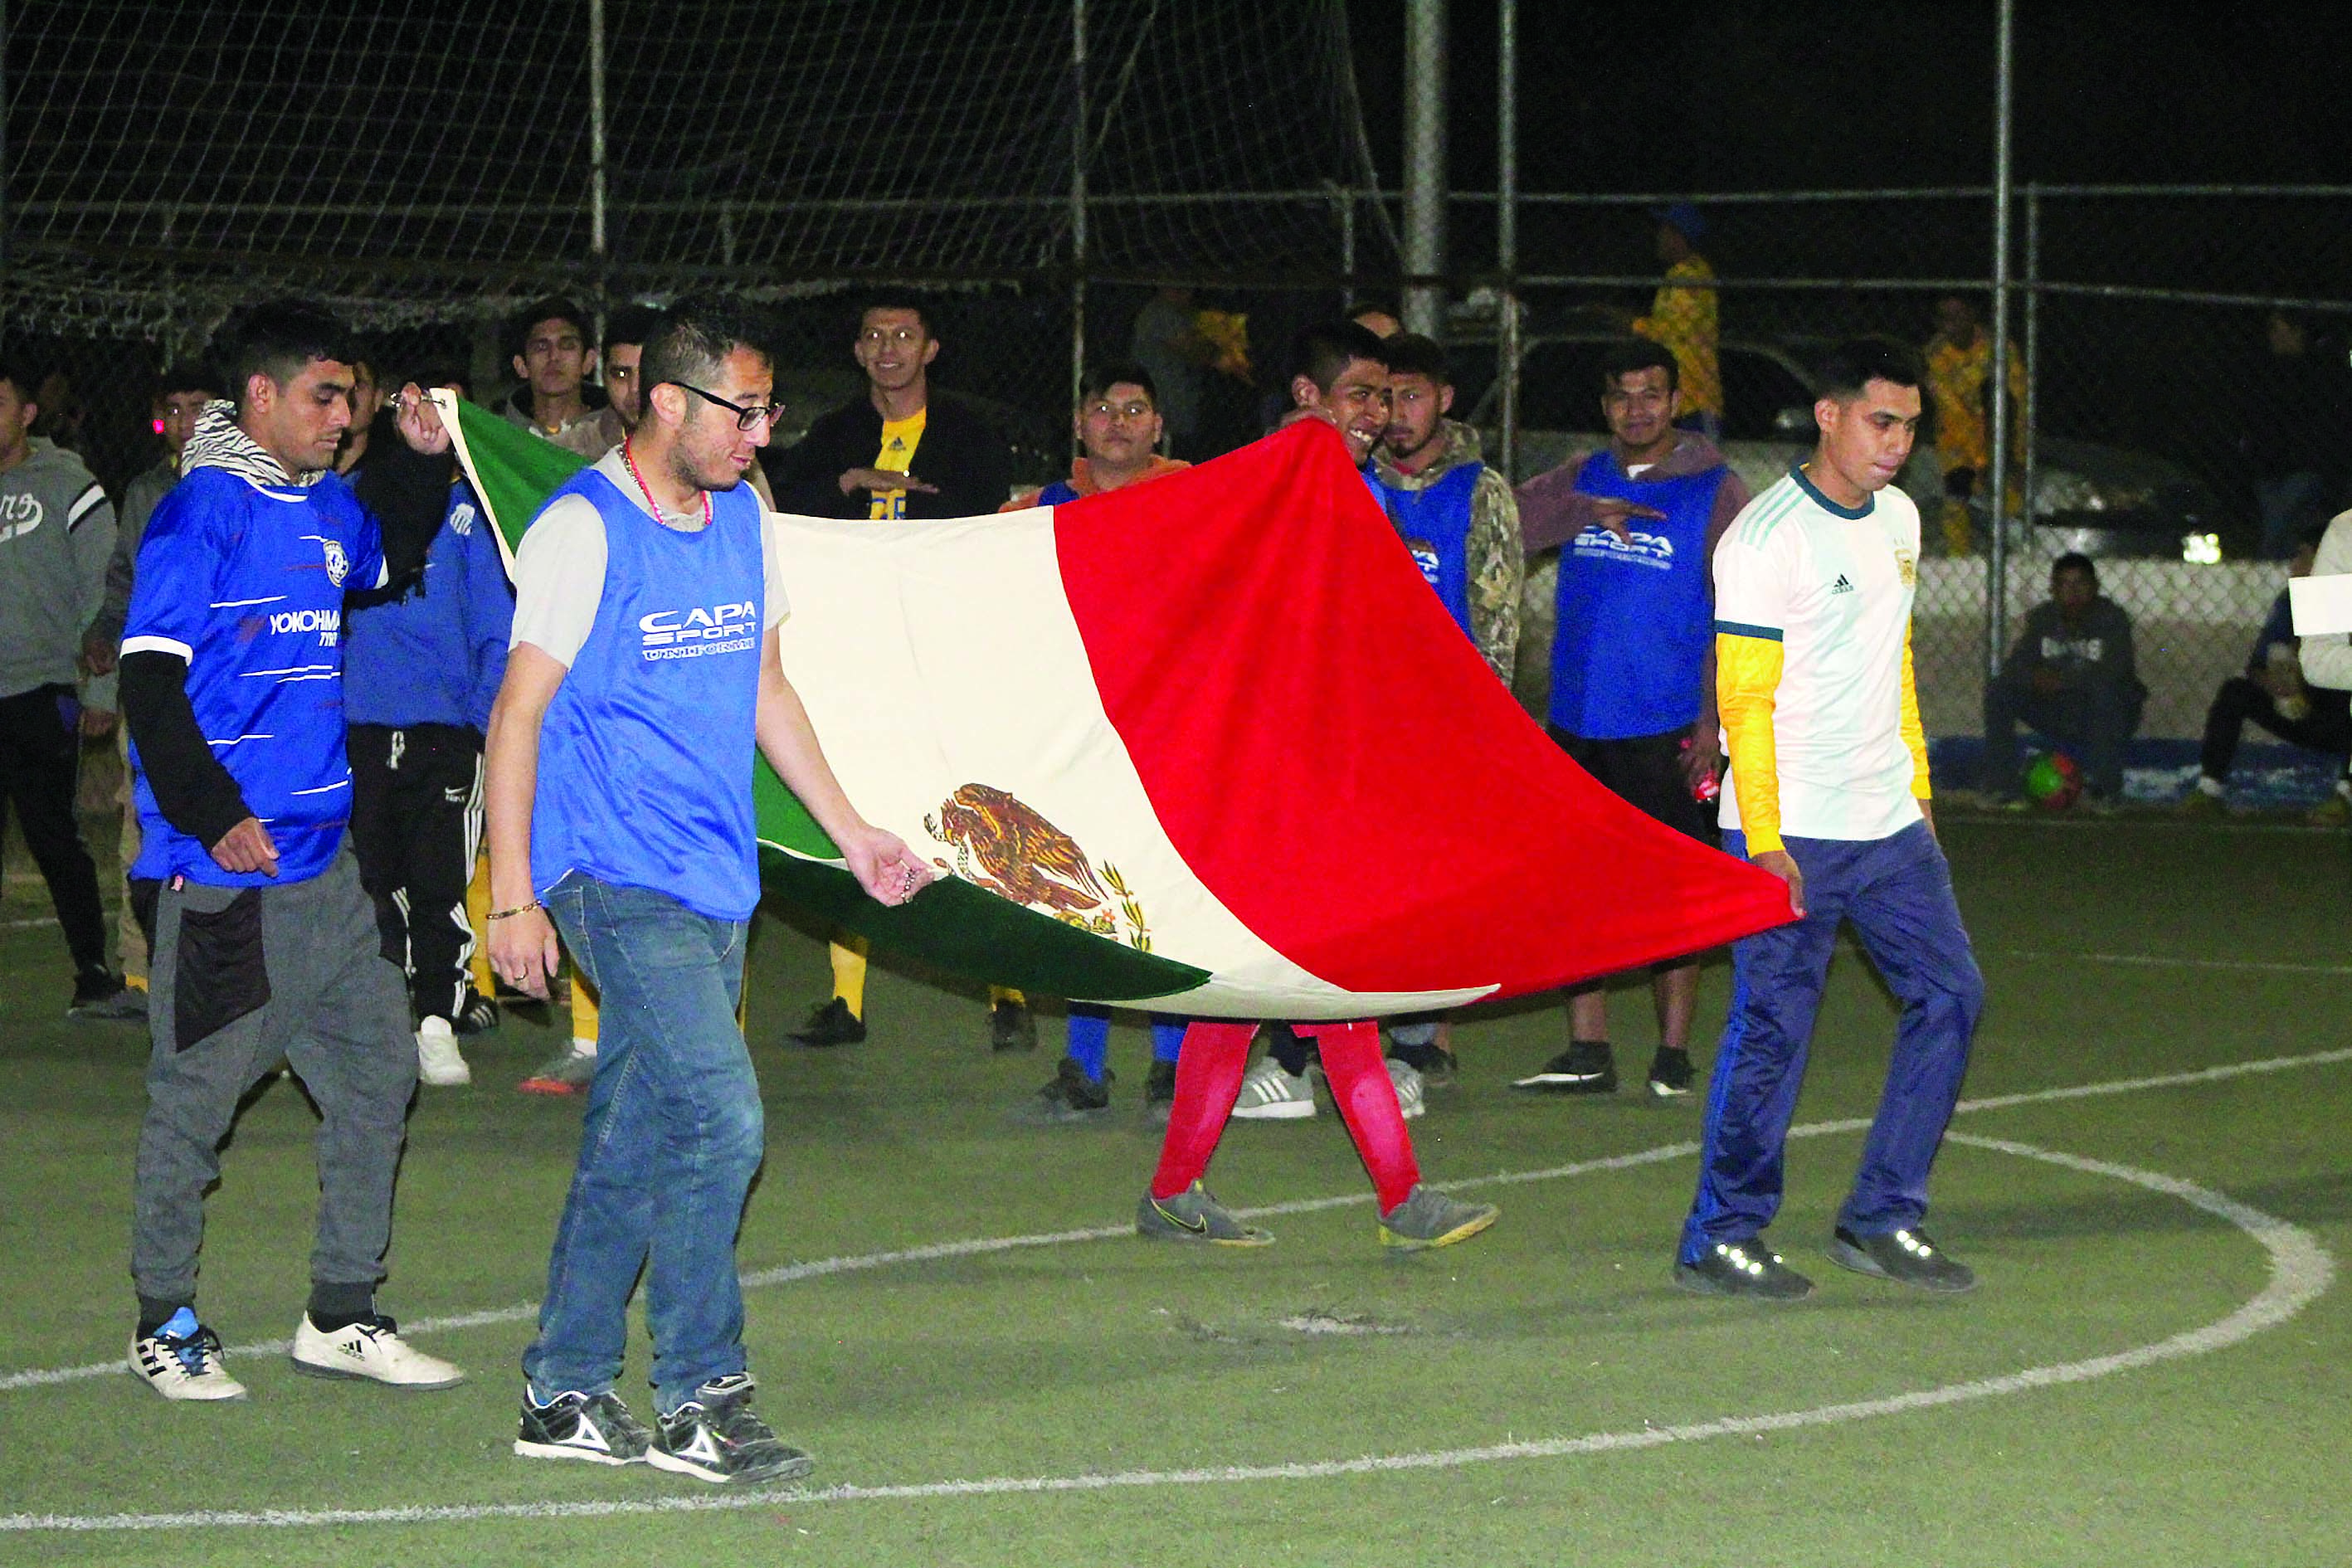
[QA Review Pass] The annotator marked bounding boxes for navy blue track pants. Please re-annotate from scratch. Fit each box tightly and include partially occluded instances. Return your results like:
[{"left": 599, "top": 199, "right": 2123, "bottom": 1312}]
[{"left": 1679, "top": 821, "right": 1984, "bottom": 1262}]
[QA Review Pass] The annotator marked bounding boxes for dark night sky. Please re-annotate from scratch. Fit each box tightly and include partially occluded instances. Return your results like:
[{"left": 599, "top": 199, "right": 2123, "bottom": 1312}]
[{"left": 1347, "top": 1, "right": 2352, "bottom": 192}]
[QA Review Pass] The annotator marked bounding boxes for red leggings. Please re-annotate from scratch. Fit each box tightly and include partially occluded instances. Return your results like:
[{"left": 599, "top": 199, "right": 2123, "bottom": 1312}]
[{"left": 1148, "top": 1019, "right": 1421, "bottom": 1215}]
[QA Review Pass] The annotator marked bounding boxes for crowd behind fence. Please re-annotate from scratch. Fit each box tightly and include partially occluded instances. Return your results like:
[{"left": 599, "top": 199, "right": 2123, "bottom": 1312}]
[{"left": 8, "top": 186, "right": 2349, "bottom": 767}]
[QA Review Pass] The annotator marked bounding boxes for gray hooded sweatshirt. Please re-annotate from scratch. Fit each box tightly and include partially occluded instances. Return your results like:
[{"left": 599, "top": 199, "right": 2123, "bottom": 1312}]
[{"left": 0, "top": 437, "right": 114, "bottom": 699}]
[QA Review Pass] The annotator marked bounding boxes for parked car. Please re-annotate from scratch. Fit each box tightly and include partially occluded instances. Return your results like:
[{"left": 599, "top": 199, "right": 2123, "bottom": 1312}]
[{"left": 1471, "top": 334, "right": 2227, "bottom": 560}]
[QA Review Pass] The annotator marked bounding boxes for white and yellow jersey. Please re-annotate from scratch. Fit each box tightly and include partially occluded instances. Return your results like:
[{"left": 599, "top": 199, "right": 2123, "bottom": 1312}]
[{"left": 1712, "top": 466, "right": 1931, "bottom": 850}]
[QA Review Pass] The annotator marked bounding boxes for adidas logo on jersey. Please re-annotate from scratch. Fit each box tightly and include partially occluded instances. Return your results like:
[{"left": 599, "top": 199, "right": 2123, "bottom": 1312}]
[{"left": 1829, "top": 573, "right": 1855, "bottom": 594}]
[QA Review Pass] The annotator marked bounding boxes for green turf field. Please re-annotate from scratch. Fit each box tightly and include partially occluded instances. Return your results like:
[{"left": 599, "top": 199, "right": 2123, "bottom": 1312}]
[{"left": 3, "top": 816, "right": 2349, "bottom": 1566}]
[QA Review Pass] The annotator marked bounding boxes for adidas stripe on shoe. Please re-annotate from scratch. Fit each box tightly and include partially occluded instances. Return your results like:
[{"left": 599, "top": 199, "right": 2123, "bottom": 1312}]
[
  {"left": 129, "top": 1307, "right": 247, "bottom": 1402},
  {"left": 290, "top": 1313, "right": 465, "bottom": 1389}
]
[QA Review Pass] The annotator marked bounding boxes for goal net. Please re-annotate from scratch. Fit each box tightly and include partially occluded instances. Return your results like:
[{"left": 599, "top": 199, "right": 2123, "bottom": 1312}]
[{"left": 4, "top": 0, "right": 1390, "bottom": 337}]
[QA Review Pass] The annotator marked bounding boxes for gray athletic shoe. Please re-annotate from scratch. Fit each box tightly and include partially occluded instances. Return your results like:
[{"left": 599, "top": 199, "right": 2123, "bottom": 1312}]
[
  {"left": 1376, "top": 1185, "right": 1499, "bottom": 1252},
  {"left": 1136, "top": 1181, "right": 1274, "bottom": 1246},
  {"left": 519, "top": 1039, "right": 597, "bottom": 1096},
  {"left": 1827, "top": 1225, "right": 1976, "bottom": 1293},
  {"left": 1008, "top": 1056, "right": 1113, "bottom": 1126},
  {"left": 70, "top": 976, "right": 147, "bottom": 1022}
]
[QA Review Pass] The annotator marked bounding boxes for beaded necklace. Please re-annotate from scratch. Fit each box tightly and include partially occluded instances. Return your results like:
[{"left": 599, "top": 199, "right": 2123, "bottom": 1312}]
[{"left": 619, "top": 437, "right": 711, "bottom": 528}]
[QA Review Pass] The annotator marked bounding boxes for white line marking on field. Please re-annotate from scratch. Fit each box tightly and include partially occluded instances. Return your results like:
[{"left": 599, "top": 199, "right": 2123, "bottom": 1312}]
[
  {"left": 1998, "top": 948, "right": 2352, "bottom": 977},
  {"left": 6, "top": 1045, "right": 2346, "bottom": 1398},
  {"left": 0, "top": 1129, "right": 2328, "bottom": 1535}
]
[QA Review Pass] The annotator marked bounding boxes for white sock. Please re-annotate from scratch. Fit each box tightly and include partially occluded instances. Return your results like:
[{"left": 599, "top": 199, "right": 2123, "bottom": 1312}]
[
  {"left": 2195, "top": 776, "right": 2225, "bottom": 798},
  {"left": 571, "top": 1036, "right": 597, "bottom": 1057}
]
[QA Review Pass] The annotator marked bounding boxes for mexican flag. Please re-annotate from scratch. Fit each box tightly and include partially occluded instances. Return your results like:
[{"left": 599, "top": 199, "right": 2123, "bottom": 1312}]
[{"left": 437, "top": 392, "right": 1792, "bottom": 1020}]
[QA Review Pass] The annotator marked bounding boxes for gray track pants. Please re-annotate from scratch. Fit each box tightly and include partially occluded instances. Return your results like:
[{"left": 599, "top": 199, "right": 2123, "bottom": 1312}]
[{"left": 130, "top": 845, "right": 418, "bottom": 1308}]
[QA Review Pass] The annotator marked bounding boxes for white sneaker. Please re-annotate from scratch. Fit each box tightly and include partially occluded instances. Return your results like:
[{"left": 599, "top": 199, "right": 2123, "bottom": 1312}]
[
  {"left": 130, "top": 1308, "right": 248, "bottom": 1401},
  {"left": 1230, "top": 1055, "right": 1318, "bottom": 1120},
  {"left": 1385, "top": 1057, "right": 1426, "bottom": 1120},
  {"left": 416, "top": 1016, "right": 470, "bottom": 1086},
  {"left": 290, "top": 1313, "right": 465, "bottom": 1389}
]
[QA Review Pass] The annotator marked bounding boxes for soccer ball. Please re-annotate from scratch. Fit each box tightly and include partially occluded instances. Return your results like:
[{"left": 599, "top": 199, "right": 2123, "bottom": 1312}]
[{"left": 2023, "top": 751, "right": 2082, "bottom": 811}]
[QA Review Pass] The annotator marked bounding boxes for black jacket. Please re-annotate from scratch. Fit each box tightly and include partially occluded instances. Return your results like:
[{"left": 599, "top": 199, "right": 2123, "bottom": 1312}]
[{"left": 764, "top": 391, "right": 1011, "bottom": 519}]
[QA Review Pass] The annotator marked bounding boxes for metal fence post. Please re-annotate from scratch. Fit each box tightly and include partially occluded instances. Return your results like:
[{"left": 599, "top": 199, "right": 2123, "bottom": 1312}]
[
  {"left": 587, "top": 0, "right": 608, "bottom": 312},
  {"left": 1984, "top": 0, "right": 2016, "bottom": 683},
  {"left": 2022, "top": 184, "right": 2040, "bottom": 556},
  {"left": 1497, "top": 0, "right": 1518, "bottom": 480},
  {"left": 1070, "top": 0, "right": 1088, "bottom": 418},
  {"left": 1403, "top": 0, "right": 1446, "bottom": 337}
]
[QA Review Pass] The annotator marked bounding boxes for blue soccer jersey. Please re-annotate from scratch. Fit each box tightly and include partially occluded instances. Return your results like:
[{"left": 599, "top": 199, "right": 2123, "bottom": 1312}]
[{"left": 123, "top": 466, "right": 387, "bottom": 887}]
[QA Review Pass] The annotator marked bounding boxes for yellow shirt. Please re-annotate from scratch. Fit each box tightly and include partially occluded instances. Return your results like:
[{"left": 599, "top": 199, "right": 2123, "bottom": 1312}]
[
  {"left": 1924, "top": 332, "right": 2026, "bottom": 472},
  {"left": 1634, "top": 255, "right": 1721, "bottom": 417},
  {"left": 869, "top": 408, "right": 928, "bottom": 520}
]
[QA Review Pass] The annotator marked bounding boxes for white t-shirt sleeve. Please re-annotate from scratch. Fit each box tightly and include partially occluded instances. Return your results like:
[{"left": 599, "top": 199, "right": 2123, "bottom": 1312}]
[
  {"left": 509, "top": 498, "right": 608, "bottom": 668},
  {"left": 761, "top": 509, "right": 792, "bottom": 630},
  {"left": 1712, "top": 527, "right": 1790, "bottom": 640}
]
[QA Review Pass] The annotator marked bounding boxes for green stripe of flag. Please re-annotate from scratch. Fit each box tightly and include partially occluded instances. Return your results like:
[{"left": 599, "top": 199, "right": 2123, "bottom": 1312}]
[{"left": 445, "top": 396, "right": 589, "bottom": 557}]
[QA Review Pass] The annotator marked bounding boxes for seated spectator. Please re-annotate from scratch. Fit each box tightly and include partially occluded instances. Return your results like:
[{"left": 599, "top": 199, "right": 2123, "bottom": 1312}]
[
  {"left": 1982, "top": 553, "right": 2145, "bottom": 808},
  {"left": 2184, "top": 525, "right": 2351, "bottom": 821}
]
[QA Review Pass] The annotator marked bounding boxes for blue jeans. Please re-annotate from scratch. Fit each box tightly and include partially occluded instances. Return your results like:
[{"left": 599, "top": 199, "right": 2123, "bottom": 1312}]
[
  {"left": 1680, "top": 824, "right": 1983, "bottom": 1261},
  {"left": 523, "top": 874, "right": 761, "bottom": 1416}
]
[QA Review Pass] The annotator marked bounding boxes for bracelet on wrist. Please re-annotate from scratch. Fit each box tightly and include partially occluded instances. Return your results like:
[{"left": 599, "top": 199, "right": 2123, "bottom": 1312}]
[{"left": 487, "top": 899, "right": 543, "bottom": 922}]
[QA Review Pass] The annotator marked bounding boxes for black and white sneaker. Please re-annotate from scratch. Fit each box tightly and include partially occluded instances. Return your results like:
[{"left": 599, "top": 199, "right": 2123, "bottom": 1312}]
[
  {"left": 1828, "top": 1225, "right": 1976, "bottom": 1293},
  {"left": 1511, "top": 1040, "right": 1618, "bottom": 1094},
  {"left": 451, "top": 987, "right": 501, "bottom": 1036},
  {"left": 647, "top": 1374, "right": 813, "bottom": 1485},
  {"left": 515, "top": 1388, "right": 653, "bottom": 1465},
  {"left": 1646, "top": 1046, "right": 1695, "bottom": 1098},
  {"left": 1673, "top": 1237, "right": 1815, "bottom": 1300},
  {"left": 130, "top": 1307, "right": 248, "bottom": 1401}
]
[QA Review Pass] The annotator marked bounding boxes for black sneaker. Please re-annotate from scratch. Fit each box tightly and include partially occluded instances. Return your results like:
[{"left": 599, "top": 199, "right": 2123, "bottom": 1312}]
[
  {"left": 787, "top": 996, "right": 865, "bottom": 1048},
  {"left": 990, "top": 998, "right": 1038, "bottom": 1053},
  {"left": 1827, "top": 1225, "right": 1976, "bottom": 1293},
  {"left": 514, "top": 1388, "right": 653, "bottom": 1466},
  {"left": 451, "top": 987, "right": 500, "bottom": 1036},
  {"left": 1010, "top": 1055, "right": 1113, "bottom": 1125},
  {"left": 1144, "top": 1059, "right": 1178, "bottom": 1125},
  {"left": 646, "top": 1374, "right": 813, "bottom": 1485},
  {"left": 1510, "top": 1040, "right": 1618, "bottom": 1094},
  {"left": 1673, "top": 1237, "right": 1815, "bottom": 1300},
  {"left": 70, "top": 969, "right": 144, "bottom": 1021},
  {"left": 1646, "top": 1046, "right": 1695, "bottom": 1098}
]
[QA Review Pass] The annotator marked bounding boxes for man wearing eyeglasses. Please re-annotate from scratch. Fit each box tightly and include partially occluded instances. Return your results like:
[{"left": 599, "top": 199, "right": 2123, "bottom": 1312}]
[
  {"left": 767, "top": 298, "right": 1020, "bottom": 1051},
  {"left": 507, "top": 306, "right": 785, "bottom": 1098},
  {"left": 485, "top": 299, "right": 928, "bottom": 1483}
]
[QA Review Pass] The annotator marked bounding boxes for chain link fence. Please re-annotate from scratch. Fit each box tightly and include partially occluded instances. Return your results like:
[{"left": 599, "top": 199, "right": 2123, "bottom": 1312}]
[
  {"left": 1393, "top": 185, "right": 2352, "bottom": 806},
  {"left": 9, "top": 183, "right": 2348, "bottom": 803}
]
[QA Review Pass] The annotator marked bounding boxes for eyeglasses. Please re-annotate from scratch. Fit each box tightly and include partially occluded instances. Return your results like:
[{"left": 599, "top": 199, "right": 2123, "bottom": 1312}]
[{"left": 670, "top": 381, "right": 786, "bottom": 431}]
